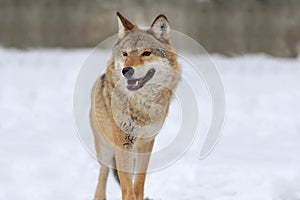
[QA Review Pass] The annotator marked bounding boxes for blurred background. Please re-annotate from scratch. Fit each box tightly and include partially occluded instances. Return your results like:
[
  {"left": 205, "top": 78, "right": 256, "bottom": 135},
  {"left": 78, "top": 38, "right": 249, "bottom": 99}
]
[
  {"left": 1, "top": 0, "right": 300, "bottom": 200},
  {"left": 1, "top": 0, "right": 300, "bottom": 56}
]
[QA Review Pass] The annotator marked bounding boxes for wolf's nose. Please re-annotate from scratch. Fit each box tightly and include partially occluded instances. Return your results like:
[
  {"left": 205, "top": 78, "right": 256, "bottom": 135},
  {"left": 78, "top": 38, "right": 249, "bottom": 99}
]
[{"left": 122, "top": 67, "right": 134, "bottom": 78}]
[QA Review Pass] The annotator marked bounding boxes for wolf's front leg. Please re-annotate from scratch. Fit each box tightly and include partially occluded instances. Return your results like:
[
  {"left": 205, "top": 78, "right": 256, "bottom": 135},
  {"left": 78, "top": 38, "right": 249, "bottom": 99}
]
[
  {"left": 115, "top": 150, "right": 136, "bottom": 200},
  {"left": 94, "top": 164, "right": 109, "bottom": 200},
  {"left": 118, "top": 170, "right": 136, "bottom": 200},
  {"left": 134, "top": 139, "right": 155, "bottom": 200}
]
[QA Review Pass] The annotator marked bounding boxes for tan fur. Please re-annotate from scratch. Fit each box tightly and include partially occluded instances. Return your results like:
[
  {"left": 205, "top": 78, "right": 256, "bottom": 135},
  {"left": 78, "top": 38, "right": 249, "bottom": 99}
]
[{"left": 90, "top": 12, "right": 180, "bottom": 200}]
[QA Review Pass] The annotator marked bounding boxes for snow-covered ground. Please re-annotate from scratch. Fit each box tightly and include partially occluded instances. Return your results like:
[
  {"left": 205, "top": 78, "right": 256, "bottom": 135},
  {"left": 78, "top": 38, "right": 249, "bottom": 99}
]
[{"left": 0, "top": 48, "right": 300, "bottom": 200}]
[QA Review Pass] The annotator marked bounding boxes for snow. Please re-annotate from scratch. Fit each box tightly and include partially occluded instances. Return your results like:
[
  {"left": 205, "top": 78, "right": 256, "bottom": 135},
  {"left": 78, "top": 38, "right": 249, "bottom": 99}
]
[{"left": 0, "top": 48, "right": 300, "bottom": 200}]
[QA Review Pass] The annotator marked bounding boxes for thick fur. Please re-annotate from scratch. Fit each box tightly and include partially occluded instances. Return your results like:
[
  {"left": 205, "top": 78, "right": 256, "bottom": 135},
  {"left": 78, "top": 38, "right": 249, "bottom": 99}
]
[{"left": 90, "top": 12, "right": 180, "bottom": 200}]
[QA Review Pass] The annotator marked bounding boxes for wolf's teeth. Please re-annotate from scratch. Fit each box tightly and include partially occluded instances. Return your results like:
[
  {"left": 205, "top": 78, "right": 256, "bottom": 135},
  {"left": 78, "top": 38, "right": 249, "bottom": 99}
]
[{"left": 135, "top": 80, "right": 138, "bottom": 86}]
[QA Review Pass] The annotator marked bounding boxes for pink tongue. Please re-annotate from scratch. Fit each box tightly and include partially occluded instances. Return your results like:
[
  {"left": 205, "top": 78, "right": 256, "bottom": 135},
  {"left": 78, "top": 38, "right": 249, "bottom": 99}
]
[{"left": 127, "top": 80, "right": 137, "bottom": 86}]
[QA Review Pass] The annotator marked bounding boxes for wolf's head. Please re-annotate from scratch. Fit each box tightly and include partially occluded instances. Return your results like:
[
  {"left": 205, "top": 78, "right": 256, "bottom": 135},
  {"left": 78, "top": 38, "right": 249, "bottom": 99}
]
[{"left": 112, "top": 12, "right": 180, "bottom": 94}]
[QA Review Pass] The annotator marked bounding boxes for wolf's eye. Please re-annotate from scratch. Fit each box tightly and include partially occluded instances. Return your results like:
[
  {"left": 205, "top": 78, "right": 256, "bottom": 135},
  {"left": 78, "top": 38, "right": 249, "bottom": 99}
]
[
  {"left": 142, "top": 51, "right": 151, "bottom": 56},
  {"left": 122, "top": 52, "right": 128, "bottom": 56}
]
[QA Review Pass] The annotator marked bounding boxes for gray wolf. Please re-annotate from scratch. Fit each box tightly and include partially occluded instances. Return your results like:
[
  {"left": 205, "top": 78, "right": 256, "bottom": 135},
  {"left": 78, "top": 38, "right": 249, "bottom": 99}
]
[{"left": 90, "top": 12, "right": 180, "bottom": 200}]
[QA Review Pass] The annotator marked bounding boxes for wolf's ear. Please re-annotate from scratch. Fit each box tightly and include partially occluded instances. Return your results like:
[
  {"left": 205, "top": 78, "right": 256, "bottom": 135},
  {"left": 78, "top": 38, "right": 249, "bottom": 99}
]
[
  {"left": 116, "top": 12, "right": 136, "bottom": 38},
  {"left": 150, "top": 14, "right": 170, "bottom": 43}
]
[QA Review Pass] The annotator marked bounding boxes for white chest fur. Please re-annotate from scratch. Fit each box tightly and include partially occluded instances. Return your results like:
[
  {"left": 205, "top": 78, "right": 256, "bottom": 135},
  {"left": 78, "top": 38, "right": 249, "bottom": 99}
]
[{"left": 111, "top": 86, "right": 167, "bottom": 139}]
